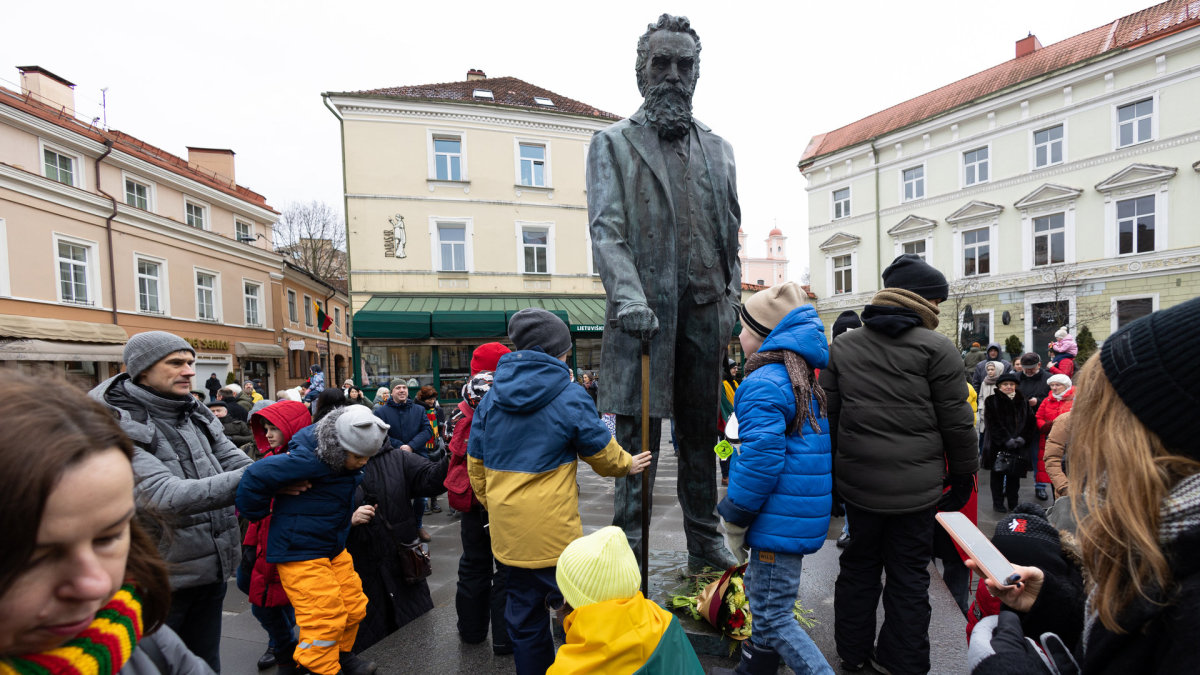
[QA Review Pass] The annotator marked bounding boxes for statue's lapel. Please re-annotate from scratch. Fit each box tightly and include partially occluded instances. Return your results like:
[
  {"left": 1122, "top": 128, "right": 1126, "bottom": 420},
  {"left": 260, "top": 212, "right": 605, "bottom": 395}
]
[
  {"left": 693, "top": 117, "right": 728, "bottom": 221},
  {"left": 624, "top": 110, "right": 674, "bottom": 212}
]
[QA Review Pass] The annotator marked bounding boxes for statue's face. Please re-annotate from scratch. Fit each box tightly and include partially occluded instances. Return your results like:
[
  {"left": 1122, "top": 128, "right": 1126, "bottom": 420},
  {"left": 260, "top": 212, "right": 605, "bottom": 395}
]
[{"left": 643, "top": 31, "right": 697, "bottom": 94}]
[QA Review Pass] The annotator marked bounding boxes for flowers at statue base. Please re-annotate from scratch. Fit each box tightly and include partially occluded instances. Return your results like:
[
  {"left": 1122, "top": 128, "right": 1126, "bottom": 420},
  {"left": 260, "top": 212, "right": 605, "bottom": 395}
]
[{"left": 669, "top": 563, "right": 816, "bottom": 645}]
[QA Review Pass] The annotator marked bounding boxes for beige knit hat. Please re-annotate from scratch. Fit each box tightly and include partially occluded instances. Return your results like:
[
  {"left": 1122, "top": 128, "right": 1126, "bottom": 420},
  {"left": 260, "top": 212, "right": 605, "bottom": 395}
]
[
  {"left": 739, "top": 282, "right": 808, "bottom": 339},
  {"left": 555, "top": 526, "right": 641, "bottom": 610}
]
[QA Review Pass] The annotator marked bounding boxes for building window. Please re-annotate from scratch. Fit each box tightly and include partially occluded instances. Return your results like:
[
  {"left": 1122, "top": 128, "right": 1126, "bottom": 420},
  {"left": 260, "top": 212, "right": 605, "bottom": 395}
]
[
  {"left": 902, "top": 240, "right": 926, "bottom": 260},
  {"left": 437, "top": 224, "right": 467, "bottom": 272},
  {"left": 57, "top": 241, "right": 90, "bottom": 304},
  {"left": 235, "top": 221, "right": 253, "bottom": 243},
  {"left": 963, "top": 147, "right": 989, "bottom": 186},
  {"left": 243, "top": 281, "right": 262, "bottom": 326},
  {"left": 1034, "top": 125, "right": 1063, "bottom": 168},
  {"left": 287, "top": 289, "right": 297, "bottom": 323},
  {"left": 304, "top": 294, "right": 313, "bottom": 326},
  {"left": 334, "top": 307, "right": 342, "bottom": 334},
  {"left": 962, "top": 227, "right": 991, "bottom": 276},
  {"left": 1033, "top": 213, "right": 1066, "bottom": 266},
  {"left": 1117, "top": 98, "right": 1153, "bottom": 147},
  {"left": 1115, "top": 297, "right": 1154, "bottom": 329},
  {"left": 433, "top": 136, "right": 462, "bottom": 181},
  {"left": 902, "top": 166, "right": 924, "bottom": 201},
  {"left": 518, "top": 143, "right": 546, "bottom": 186},
  {"left": 44, "top": 148, "right": 75, "bottom": 186},
  {"left": 136, "top": 258, "right": 162, "bottom": 314},
  {"left": 125, "top": 178, "right": 150, "bottom": 210},
  {"left": 1116, "top": 195, "right": 1155, "bottom": 255},
  {"left": 832, "top": 254, "right": 853, "bottom": 294},
  {"left": 185, "top": 201, "right": 207, "bottom": 229},
  {"left": 195, "top": 271, "right": 217, "bottom": 321},
  {"left": 832, "top": 188, "right": 850, "bottom": 220},
  {"left": 521, "top": 227, "right": 549, "bottom": 274}
]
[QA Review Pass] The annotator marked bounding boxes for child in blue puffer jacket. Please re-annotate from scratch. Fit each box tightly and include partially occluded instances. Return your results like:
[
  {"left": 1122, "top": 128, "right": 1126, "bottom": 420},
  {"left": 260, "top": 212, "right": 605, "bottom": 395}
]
[{"left": 717, "top": 282, "right": 835, "bottom": 675}]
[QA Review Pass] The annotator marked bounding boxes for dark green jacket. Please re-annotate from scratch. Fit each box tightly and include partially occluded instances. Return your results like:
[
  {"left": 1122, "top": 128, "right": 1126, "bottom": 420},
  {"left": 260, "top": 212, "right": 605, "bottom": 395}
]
[{"left": 819, "top": 309, "right": 978, "bottom": 514}]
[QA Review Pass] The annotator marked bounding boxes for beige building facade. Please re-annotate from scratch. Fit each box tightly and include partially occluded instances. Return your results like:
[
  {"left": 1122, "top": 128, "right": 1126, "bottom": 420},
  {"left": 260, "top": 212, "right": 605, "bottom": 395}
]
[
  {"left": 326, "top": 71, "right": 619, "bottom": 399},
  {"left": 0, "top": 65, "right": 289, "bottom": 391}
]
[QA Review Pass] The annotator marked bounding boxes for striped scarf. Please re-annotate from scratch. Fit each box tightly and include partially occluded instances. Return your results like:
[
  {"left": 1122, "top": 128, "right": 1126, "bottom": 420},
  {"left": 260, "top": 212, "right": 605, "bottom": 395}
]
[
  {"left": 425, "top": 407, "right": 439, "bottom": 450},
  {"left": 743, "top": 350, "right": 827, "bottom": 435},
  {"left": 0, "top": 584, "right": 143, "bottom": 675}
]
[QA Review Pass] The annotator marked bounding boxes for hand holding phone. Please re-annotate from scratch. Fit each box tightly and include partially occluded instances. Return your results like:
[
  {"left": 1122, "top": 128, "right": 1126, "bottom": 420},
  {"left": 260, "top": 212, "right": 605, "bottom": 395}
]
[
  {"left": 967, "top": 561, "right": 1046, "bottom": 613},
  {"left": 936, "top": 511, "right": 1018, "bottom": 586}
]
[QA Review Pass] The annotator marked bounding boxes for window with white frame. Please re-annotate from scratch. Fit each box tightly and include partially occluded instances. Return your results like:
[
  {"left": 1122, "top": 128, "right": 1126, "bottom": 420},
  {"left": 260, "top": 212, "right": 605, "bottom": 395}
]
[
  {"left": 521, "top": 226, "right": 549, "bottom": 274},
  {"left": 832, "top": 254, "right": 853, "bottom": 294},
  {"left": 1116, "top": 195, "right": 1155, "bottom": 255},
  {"left": 243, "top": 281, "right": 262, "bottom": 326},
  {"left": 1117, "top": 98, "right": 1153, "bottom": 147},
  {"left": 136, "top": 258, "right": 163, "bottom": 314},
  {"left": 57, "top": 241, "right": 90, "bottom": 304},
  {"left": 1033, "top": 213, "right": 1066, "bottom": 266},
  {"left": 43, "top": 147, "right": 76, "bottom": 186},
  {"left": 902, "top": 166, "right": 924, "bottom": 201},
  {"left": 902, "top": 240, "right": 927, "bottom": 260},
  {"left": 235, "top": 220, "right": 253, "bottom": 243},
  {"left": 185, "top": 201, "right": 207, "bottom": 229},
  {"left": 518, "top": 143, "right": 547, "bottom": 186},
  {"left": 832, "top": 188, "right": 850, "bottom": 219},
  {"left": 195, "top": 271, "right": 218, "bottom": 321},
  {"left": 437, "top": 224, "right": 467, "bottom": 272},
  {"left": 962, "top": 227, "right": 991, "bottom": 276},
  {"left": 334, "top": 307, "right": 342, "bottom": 334},
  {"left": 304, "top": 294, "right": 313, "bottom": 326},
  {"left": 125, "top": 178, "right": 151, "bottom": 210},
  {"left": 963, "top": 147, "right": 989, "bottom": 185},
  {"left": 1034, "top": 125, "right": 1063, "bottom": 168},
  {"left": 1115, "top": 297, "right": 1155, "bottom": 329},
  {"left": 287, "top": 290, "right": 297, "bottom": 322},
  {"left": 433, "top": 136, "right": 463, "bottom": 181}
]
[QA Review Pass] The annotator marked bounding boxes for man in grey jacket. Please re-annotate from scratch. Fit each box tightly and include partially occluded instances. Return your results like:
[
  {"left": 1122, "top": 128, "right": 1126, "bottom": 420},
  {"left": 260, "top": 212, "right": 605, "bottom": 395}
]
[
  {"left": 91, "top": 331, "right": 252, "bottom": 673},
  {"left": 819, "top": 255, "right": 978, "bottom": 675}
]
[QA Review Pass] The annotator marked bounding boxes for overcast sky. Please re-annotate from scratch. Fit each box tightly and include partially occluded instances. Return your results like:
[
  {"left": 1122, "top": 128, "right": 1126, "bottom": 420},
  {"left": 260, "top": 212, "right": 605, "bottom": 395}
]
[{"left": 4, "top": 0, "right": 1156, "bottom": 278}]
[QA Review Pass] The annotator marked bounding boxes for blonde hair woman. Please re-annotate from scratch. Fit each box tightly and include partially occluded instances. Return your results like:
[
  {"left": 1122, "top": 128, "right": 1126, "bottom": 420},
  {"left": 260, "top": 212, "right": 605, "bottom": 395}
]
[{"left": 968, "top": 296, "right": 1200, "bottom": 674}]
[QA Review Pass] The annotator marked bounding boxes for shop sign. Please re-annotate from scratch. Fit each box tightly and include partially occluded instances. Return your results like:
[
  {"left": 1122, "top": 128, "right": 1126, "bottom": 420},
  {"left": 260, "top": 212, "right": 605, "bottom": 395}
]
[
  {"left": 185, "top": 337, "right": 229, "bottom": 351},
  {"left": 573, "top": 325, "right": 605, "bottom": 332},
  {"left": 288, "top": 340, "right": 306, "bottom": 351},
  {"left": 317, "top": 343, "right": 328, "bottom": 354}
]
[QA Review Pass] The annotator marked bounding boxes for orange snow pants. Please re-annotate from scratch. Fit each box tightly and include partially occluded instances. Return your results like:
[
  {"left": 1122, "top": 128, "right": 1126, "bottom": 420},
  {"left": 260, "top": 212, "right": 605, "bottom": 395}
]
[{"left": 277, "top": 549, "right": 369, "bottom": 675}]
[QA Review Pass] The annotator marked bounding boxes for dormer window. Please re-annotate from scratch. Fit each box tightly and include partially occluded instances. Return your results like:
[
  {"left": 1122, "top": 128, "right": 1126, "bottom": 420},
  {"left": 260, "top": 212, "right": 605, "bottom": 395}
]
[
  {"left": 533, "top": 97, "right": 554, "bottom": 107},
  {"left": 472, "top": 89, "right": 494, "bottom": 100}
]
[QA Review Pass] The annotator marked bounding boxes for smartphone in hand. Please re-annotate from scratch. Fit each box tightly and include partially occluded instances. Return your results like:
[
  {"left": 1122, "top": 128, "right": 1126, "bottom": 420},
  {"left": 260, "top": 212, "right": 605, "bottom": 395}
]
[{"left": 936, "top": 511, "right": 1019, "bottom": 587}]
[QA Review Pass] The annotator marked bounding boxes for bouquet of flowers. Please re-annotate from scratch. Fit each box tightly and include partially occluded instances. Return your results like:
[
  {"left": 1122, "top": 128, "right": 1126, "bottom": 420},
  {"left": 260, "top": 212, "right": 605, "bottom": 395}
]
[{"left": 670, "top": 564, "right": 817, "bottom": 643}]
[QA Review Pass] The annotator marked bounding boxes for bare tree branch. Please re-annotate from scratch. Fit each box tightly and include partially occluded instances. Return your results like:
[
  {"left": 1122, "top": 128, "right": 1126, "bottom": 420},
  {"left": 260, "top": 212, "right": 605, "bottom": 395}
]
[{"left": 273, "top": 201, "right": 347, "bottom": 283}]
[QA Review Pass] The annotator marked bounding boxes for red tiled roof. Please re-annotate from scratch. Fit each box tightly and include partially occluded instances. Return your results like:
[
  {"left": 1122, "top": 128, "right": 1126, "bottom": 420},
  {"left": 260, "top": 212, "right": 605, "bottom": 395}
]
[
  {"left": 0, "top": 85, "right": 276, "bottom": 212},
  {"left": 799, "top": 0, "right": 1200, "bottom": 167},
  {"left": 335, "top": 76, "right": 621, "bottom": 121}
]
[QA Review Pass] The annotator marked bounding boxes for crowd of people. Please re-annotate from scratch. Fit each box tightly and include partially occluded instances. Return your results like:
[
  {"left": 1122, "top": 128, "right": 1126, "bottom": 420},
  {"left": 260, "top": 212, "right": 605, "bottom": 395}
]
[{"left": 0, "top": 260, "right": 1196, "bottom": 675}]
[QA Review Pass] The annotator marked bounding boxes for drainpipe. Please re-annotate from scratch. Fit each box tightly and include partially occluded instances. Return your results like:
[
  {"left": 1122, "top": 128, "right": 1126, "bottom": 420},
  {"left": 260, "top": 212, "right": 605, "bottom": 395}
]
[
  {"left": 94, "top": 139, "right": 119, "bottom": 325},
  {"left": 870, "top": 141, "right": 882, "bottom": 291}
]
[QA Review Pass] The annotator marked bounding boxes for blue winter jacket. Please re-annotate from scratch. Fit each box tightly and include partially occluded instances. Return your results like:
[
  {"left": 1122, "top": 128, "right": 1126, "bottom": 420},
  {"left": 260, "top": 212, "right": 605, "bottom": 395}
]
[
  {"left": 374, "top": 398, "right": 432, "bottom": 451},
  {"left": 235, "top": 410, "right": 364, "bottom": 563},
  {"left": 717, "top": 305, "right": 832, "bottom": 555}
]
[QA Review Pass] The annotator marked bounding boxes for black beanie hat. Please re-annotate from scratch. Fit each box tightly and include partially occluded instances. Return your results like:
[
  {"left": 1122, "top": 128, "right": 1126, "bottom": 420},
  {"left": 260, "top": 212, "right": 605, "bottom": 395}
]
[
  {"left": 1101, "top": 296, "right": 1200, "bottom": 455},
  {"left": 508, "top": 308, "right": 572, "bottom": 357},
  {"left": 881, "top": 254, "right": 949, "bottom": 302},
  {"left": 997, "top": 372, "right": 1020, "bottom": 386},
  {"left": 992, "top": 503, "right": 1067, "bottom": 578},
  {"left": 831, "top": 310, "right": 862, "bottom": 341}
]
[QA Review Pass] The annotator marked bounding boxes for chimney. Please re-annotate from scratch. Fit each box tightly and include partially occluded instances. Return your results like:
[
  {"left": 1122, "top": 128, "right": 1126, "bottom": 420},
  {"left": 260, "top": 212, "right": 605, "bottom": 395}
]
[
  {"left": 186, "top": 147, "right": 236, "bottom": 184},
  {"left": 17, "top": 66, "right": 76, "bottom": 114},
  {"left": 1016, "top": 33, "right": 1043, "bottom": 58},
  {"left": 466, "top": 69, "right": 487, "bottom": 81}
]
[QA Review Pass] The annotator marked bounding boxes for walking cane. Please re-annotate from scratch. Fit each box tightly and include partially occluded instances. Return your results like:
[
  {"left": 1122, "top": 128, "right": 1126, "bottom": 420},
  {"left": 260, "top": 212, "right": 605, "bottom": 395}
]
[{"left": 640, "top": 337, "right": 651, "bottom": 597}]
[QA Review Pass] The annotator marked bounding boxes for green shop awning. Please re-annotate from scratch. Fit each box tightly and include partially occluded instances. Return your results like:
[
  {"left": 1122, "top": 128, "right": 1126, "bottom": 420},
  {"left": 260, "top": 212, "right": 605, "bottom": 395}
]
[{"left": 354, "top": 295, "right": 608, "bottom": 340}]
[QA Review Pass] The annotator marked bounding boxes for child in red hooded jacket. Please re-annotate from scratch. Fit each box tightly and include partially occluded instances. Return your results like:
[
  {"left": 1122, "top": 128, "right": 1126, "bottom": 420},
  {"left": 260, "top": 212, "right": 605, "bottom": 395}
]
[
  {"left": 444, "top": 342, "right": 513, "bottom": 654},
  {"left": 241, "top": 400, "right": 311, "bottom": 673}
]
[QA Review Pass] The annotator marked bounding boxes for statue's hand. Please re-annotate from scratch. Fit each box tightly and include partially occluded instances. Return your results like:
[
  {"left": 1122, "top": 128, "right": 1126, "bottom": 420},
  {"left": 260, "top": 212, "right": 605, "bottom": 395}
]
[{"left": 617, "top": 304, "right": 659, "bottom": 341}]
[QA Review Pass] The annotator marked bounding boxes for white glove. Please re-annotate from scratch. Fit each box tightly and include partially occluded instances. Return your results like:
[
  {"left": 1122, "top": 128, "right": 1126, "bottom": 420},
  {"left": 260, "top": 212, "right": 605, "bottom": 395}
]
[{"left": 721, "top": 519, "right": 748, "bottom": 565}]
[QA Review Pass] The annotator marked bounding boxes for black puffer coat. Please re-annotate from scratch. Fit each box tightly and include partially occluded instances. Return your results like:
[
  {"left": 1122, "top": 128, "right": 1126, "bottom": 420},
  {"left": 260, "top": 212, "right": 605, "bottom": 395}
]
[
  {"left": 347, "top": 447, "right": 448, "bottom": 653},
  {"left": 981, "top": 392, "right": 1036, "bottom": 477}
]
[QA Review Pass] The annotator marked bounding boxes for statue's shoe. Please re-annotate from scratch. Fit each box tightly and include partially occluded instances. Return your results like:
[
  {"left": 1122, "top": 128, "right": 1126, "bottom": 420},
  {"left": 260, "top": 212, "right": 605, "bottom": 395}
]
[{"left": 687, "top": 547, "right": 739, "bottom": 574}]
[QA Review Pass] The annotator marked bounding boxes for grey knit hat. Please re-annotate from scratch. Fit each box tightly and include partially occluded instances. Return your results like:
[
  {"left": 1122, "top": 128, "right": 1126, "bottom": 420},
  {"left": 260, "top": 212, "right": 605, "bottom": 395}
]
[
  {"left": 389, "top": 379, "right": 407, "bottom": 390},
  {"left": 508, "top": 308, "right": 572, "bottom": 356},
  {"left": 336, "top": 406, "right": 390, "bottom": 457},
  {"left": 124, "top": 331, "right": 195, "bottom": 381}
]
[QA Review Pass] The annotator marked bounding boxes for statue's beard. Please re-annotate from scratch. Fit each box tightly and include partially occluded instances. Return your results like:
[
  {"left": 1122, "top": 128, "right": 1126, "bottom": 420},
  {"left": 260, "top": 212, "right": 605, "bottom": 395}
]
[{"left": 643, "top": 82, "right": 693, "bottom": 141}]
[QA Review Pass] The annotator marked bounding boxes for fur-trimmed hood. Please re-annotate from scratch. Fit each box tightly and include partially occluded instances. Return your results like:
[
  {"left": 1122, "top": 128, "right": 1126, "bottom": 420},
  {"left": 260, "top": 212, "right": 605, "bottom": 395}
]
[{"left": 314, "top": 407, "right": 351, "bottom": 472}]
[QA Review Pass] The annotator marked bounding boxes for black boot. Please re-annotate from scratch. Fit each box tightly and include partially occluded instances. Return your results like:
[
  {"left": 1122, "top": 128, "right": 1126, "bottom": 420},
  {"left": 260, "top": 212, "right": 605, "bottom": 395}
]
[
  {"left": 735, "top": 640, "right": 782, "bottom": 674},
  {"left": 273, "top": 642, "right": 298, "bottom": 675},
  {"left": 339, "top": 651, "right": 377, "bottom": 675}
]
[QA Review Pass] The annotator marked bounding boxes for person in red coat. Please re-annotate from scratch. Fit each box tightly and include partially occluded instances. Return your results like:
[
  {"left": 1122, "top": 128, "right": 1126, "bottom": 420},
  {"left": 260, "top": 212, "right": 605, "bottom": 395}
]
[
  {"left": 240, "top": 400, "right": 312, "bottom": 672},
  {"left": 1034, "top": 375, "right": 1074, "bottom": 501}
]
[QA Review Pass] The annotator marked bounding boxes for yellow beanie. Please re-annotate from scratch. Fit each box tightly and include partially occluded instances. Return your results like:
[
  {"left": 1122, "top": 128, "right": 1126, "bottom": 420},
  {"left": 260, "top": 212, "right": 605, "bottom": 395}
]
[{"left": 555, "top": 526, "right": 641, "bottom": 610}]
